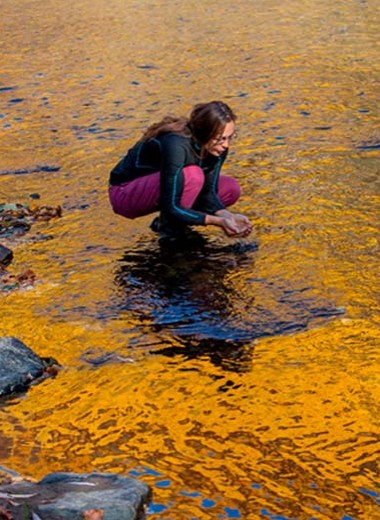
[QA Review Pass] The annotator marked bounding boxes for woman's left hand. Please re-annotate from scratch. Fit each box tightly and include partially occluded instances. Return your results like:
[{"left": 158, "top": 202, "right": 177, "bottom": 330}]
[{"left": 230, "top": 213, "right": 253, "bottom": 237}]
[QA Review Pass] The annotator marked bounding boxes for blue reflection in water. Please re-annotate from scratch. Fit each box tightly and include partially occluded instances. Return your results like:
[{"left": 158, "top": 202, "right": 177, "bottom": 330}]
[
  {"left": 128, "top": 465, "right": 162, "bottom": 477},
  {"left": 155, "top": 479, "right": 171, "bottom": 488},
  {"left": 202, "top": 498, "right": 216, "bottom": 508},
  {"left": 133, "top": 464, "right": 366, "bottom": 520},
  {"left": 146, "top": 503, "right": 168, "bottom": 514},
  {"left": 358, "top": 487, "right": 380, "bottom": 504},
  {"left": 224, "top": 507, "right": 242, "bottom": 518},
  {"left": 179, "top": 490, "right": 202, "bottom": 497}
]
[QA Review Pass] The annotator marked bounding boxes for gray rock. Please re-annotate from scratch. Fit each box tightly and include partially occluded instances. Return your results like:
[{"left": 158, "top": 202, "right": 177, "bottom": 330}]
[
  {"left": 0, "top": 337, "right": 58, "bottom": 396},
  {"left": 0, "top": 472, "right": 152, "bottom": 520},
  {"left": 0, "top": 244, "right": 13, "bottom": 267}
]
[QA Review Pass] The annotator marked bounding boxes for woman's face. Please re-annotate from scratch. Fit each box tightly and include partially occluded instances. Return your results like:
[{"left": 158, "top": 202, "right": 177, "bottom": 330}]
[{"left": 204, "top": 121, "right": 236, "bottom": 157}]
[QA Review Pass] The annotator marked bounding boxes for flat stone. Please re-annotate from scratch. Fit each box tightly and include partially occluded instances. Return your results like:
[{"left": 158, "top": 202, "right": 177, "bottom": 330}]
[{"left": 0, "top": 472, "right": 152, "bottom": 520}]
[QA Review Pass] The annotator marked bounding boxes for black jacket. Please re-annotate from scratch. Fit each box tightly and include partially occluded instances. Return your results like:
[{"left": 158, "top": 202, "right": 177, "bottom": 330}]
[{"left": 109, "top": 133, "right": 227, "bottom": 225}]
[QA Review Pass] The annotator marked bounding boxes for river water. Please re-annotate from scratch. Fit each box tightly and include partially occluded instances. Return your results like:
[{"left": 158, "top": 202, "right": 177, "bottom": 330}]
[{"left": 1, "top": 0, "right": 379, "bottom": 518}]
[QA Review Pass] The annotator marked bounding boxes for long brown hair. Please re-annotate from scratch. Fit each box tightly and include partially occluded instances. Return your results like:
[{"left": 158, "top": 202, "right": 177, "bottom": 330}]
[
  {"left": 140, "top": 101, "right": 237, "bottom": 144},
  {"left": 140, "top": 115, "right": 190, "bottom": 141}
]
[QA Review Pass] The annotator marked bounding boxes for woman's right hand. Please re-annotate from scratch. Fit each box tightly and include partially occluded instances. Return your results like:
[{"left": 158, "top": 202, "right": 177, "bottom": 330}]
[
  {"left": 221, "top": 215, "right": 252, "bottom": 237},
  {"left": 205, "top": 211, "right": 253, "bottom": 237}
]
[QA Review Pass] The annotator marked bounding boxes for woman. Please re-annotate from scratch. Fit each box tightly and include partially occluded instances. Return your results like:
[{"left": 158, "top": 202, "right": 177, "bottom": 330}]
[{"left": 109, "top": 101, "right": 252, "bottom": 240}]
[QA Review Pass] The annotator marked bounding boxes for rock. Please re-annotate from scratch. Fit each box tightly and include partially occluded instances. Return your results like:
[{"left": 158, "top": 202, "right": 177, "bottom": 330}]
[
  {"left": 0, "top": 244, "right": 13, "bottom": 268},
  {"left": 0, "top": 268, "right": 36, "bottom": 292},
  {"left": 0, "top": 337, "right": 59, "bottom": 397},
  {"left": 0, "top": 203, "right": 31, "bottom": 237},
  {"left": 0, "top": 472, "right": 152, "bottom": 520},
  {"left": 0, "top": 203, "right": 62, "bottom": 238}
]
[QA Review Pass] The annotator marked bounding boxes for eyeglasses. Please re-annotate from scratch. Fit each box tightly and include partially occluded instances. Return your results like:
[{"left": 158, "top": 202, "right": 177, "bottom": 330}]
[{"left": 212, "top": 132, "right": 237, "bottom": 145}]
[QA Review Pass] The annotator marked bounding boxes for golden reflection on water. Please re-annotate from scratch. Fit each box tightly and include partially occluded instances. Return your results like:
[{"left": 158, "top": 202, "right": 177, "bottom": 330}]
[{"left": 1, "top": 0, "right": 379, "bottom": 518}]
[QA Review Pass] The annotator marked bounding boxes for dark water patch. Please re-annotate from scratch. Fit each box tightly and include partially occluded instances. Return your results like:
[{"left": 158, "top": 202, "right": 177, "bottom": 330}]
[
  {"left": 356, "top": 140, "right": 380, "bottom": 150},
  {"left": 0, "top": 165, "right": 61, "bottom": 176},
  {"left": 84, "top": 244, "right": 113, "bottom": 254},
  {"left": 137, "top": 64, "right": 158, "bottom": 70},
  {"left": 109, "top": 112, "right": 128, "bottom": 121},
  {"left": 72, "top": 123, "right": 123, "bottom": 141},
  {"left": 8, "top": 98, "right": 24, "bottom": 104},
  {"left": 151, "top": 337, "right": 254, "bottom": 373},
  {"left": 263, "top": 101, "right": 276, "bottom": 111},
  {"left": 110, "top": 237, "right": 344, "bottom": 361},
  {"left": 0, "top": 87, "right": 17, "bottom": 92},
  {"left": 314, "top": 126, "right": 332, "bottom": 131}
]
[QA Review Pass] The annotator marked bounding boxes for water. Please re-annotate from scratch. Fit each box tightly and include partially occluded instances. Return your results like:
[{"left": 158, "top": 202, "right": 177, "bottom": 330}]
[{"left": 1, "top": 0, "right": 379, "bottom": 518}]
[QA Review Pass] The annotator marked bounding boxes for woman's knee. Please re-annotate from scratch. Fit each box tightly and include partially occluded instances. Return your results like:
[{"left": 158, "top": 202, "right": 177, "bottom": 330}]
[
  {"left": 181, "top": 165, "right": 205, "bottom": 208},
  {"left": 218, "top": 175, "right": 241, "bottom": 207},
  {"left": 183, "top": 165, "right": 205, "bottom": 189},
  {"left": 109, "top": 172, "right": 160, "bottom": 219},
  {"left": 109, "top": 186, "right": 135, "bottom": 218}
]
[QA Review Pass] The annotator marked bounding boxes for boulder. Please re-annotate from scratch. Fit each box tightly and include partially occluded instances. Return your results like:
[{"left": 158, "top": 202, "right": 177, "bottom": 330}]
[
  {"left": 0, "top": 337, "right": 58, "bottom": 397},
  {"left": 0, "top": 472, "right": 152, "bottom": 520}
]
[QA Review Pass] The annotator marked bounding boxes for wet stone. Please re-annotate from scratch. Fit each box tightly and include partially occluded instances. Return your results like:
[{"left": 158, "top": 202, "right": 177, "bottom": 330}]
[
  {"left": 0, "top": 472, "right": 152, "bottom": 520},
  {"left": 0, "top": 244, "right": 13, "bottom": 267},
  {"left": 0, "top": 203, "right": 62, "bottom": 238},
  {"left": 0, "top": 337, "right": 58, "bottom": 397}
]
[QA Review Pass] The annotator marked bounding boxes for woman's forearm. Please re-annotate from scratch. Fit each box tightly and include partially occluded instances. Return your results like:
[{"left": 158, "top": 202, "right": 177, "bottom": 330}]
[
  {"left": 205, "top": 214, "right": 224, "bottom": 227},
  {"left": 214, "top": 208, "right": 233, "bottom": 218}
]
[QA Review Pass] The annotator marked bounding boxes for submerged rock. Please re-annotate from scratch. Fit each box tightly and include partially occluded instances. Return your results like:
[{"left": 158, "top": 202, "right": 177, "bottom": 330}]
[
  {"left": 0, "top": 244, "right": 13, "bottom": 268},
  {"left": 0, "top": 337, "right": 59, "bottom": 397},
  {"left": 0, "top": 203, "right": 62, "bottom": 238},
  {"left": 0, "top": 472, "right": 151, "bottom": 520},
  {"left": 0, "top": 268, "right": 36, "bottom": 292}
]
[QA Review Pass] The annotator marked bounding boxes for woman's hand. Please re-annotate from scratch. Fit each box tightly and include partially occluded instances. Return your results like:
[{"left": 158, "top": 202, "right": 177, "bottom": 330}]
[
  {"left": 207, "top": 210, "right": 253, "bottom": 237},
  {"left": 231, "top": 213, "right": 253, "bottom": 237},
  {"left": 221, "top": 214, "right": 252, "bottom": 237}
]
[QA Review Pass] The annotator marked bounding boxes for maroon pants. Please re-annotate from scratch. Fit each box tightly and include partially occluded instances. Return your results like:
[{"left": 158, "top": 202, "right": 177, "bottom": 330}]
[{"left": 109, "top": 165, "right": 241, "bottom": 219}]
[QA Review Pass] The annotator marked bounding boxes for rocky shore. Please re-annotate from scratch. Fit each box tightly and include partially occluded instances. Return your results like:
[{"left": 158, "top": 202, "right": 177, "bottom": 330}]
[{"left": 0, "top": 204, "right": 152, "bottom": 520}]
